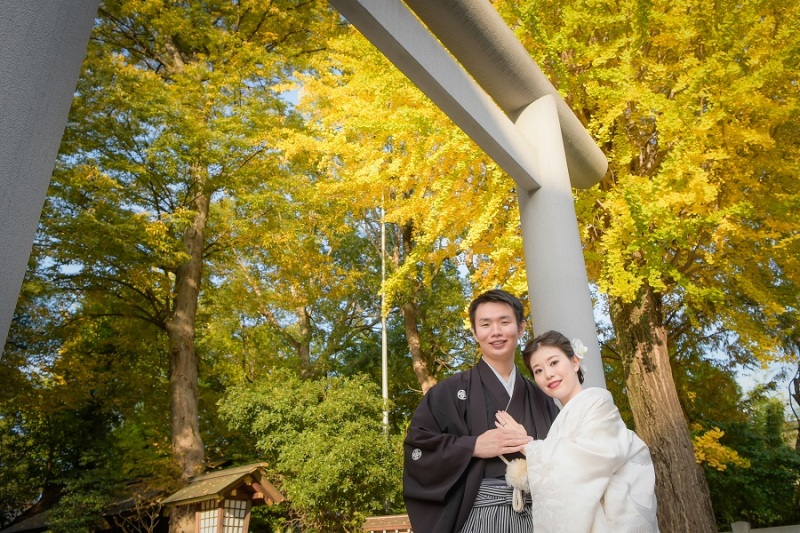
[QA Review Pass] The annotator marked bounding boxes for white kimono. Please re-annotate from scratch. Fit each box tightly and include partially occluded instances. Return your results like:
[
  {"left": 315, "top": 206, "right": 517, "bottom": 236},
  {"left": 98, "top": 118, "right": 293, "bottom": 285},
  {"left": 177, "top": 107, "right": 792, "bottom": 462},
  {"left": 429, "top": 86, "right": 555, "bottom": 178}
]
[{"left": 524, "top": 387, "right": 659, "bottom": 533}]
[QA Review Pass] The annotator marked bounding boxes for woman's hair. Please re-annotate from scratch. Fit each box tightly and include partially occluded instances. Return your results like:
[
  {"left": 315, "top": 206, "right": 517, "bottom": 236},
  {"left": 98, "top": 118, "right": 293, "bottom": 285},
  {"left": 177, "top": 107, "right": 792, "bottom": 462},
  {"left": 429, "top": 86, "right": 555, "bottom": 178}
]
[{"left": 522, "top": 330, "right": 585, "bottom": 384}]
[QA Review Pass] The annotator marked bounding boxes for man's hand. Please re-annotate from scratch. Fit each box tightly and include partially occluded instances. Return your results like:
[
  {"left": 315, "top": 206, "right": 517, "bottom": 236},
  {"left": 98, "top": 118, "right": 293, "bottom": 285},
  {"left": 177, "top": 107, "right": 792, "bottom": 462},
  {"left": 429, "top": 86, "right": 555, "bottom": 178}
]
[{"left": 472, "top": 426, "right": 532, "bottom": 458}]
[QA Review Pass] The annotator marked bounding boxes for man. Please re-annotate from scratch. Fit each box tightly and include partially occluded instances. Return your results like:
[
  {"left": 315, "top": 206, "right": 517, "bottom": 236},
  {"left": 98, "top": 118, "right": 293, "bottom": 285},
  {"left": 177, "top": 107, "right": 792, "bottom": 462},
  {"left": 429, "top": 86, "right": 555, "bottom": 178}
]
[{"left": 403, "top": 289, "right": 559, "bottom": 533}]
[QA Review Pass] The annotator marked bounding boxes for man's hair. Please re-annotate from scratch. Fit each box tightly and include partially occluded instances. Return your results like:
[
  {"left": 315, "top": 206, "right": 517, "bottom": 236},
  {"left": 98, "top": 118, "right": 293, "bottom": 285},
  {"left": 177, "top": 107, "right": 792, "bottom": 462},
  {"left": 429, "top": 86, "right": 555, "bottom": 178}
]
[
  {"left": 521, "top": 330, "right": 585, "bottom": 384},
  {"left": 468, "top": 289, "right": 525, "bottom": 330}
]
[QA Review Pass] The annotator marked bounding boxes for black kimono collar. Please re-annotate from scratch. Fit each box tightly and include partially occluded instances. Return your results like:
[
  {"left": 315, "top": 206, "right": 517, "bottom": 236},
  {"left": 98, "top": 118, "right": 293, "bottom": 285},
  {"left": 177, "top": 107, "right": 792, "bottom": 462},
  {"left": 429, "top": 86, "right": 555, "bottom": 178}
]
[{"left": 475, "top": 358, "right": 528, "bottom": 425}]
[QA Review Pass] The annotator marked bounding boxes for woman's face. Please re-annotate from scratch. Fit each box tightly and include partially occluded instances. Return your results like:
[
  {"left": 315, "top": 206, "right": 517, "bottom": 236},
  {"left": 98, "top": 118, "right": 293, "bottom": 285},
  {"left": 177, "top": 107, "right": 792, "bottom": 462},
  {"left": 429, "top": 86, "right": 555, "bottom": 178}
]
[{"left": 528, "top": 345, "right": 582, "bottom": 404}]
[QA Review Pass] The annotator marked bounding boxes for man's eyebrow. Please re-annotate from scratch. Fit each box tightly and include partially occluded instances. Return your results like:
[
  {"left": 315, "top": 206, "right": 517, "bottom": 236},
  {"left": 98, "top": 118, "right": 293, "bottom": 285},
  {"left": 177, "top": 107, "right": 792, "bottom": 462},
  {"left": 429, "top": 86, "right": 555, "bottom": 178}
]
[{"left": 478, "top": 314, "right": 514, "bottom": 322}]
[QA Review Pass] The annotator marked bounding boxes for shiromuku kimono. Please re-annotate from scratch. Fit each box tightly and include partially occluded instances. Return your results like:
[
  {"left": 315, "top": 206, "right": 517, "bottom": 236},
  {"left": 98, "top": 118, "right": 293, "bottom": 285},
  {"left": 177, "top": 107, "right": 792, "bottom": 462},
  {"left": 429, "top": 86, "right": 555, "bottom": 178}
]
[
  {"left": 524, "top": 387, "right": 659, "bottom": 533},
  {"left": 403, "top": 358, "right": 558, "bottom": 533}
]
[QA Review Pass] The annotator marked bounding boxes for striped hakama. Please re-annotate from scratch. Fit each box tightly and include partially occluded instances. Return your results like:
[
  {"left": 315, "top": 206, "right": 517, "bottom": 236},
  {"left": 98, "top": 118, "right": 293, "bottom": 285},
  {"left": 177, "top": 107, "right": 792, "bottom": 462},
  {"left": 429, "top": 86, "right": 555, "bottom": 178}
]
[{"left": 459, "top": 478, "right": 532, "bottom": 533}]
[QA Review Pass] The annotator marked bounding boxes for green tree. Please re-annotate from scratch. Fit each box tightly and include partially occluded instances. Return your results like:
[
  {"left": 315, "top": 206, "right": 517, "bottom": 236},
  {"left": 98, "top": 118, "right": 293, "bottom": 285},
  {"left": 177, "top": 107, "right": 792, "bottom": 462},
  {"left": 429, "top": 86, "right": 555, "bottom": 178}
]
[
  {"left": 218, "top": 370, "right": 404, "bottom": 532},
  {"left": 43, "top": 0, "right": 340, "bottom": 487},
  {"left": 202, "top": 187, "right": 384, "bottom": 381},
  {"left": 1, "top": 277, "right": 179, "bottom": 530},
  {"left": 297, "top": 23, "right": 523, "bottom": 393},
  {"left": 705, "top": 395, "right": 800, "bottom": 528},
  {"left": 0, "top": 271, "right": 57, "bottom": 527}
]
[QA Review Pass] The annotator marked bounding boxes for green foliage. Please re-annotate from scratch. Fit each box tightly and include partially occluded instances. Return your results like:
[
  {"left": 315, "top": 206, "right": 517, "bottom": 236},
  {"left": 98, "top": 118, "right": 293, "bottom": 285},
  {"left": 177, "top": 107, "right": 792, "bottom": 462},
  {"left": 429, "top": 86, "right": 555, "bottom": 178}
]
[
  {"left": 219, "top": 371, "right": 404, "bottom": 531},
  {"left": 704, "top": 397, "right": 800, "bottom": 528},
  {"left": 0, "top": 279, "right": 56, "bottom": 527},
  {"left": 46, "top": 449, "right": 124, "bottom": 533},
  {"left": 0, "top": 415, "right": 40, "bottom": 527},
  {"left": 200, "top": 193, "right": 386, "bottom": 381},
  {"left": 44, "top": 420, "right": 180, "bottom": 533},
  {"left": 0, "top": 273, "right": 178, "bottom": 528}
]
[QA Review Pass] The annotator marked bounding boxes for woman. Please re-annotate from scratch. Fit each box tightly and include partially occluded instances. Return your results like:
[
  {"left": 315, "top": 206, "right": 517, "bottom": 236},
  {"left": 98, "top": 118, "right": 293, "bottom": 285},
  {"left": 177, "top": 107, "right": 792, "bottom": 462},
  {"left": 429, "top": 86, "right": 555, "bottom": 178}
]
[{"left": 496, "top": 330, "right": 659, "bottom": 533}]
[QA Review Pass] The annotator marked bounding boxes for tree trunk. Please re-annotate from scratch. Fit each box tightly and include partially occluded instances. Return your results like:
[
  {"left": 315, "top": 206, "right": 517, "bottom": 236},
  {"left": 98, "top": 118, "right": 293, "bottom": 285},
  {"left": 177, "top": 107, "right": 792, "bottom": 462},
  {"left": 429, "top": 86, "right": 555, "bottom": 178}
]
[
  {"left": 609, "top": 284, "right": 717, "bottom": 533},
  {"left": 398, "top": 222, "right": 436, "bottom": 394},
  {"left": 165, "top": 188, "right": 208, "bottom": 482},
  {"left": 167, "top": 505, "right": 194, "bottom": 533},
  {"left": 401, "top": 301, "right": 436, "bottom": 394},
  {"left": 297, "top": 305, "right": 313, "bottom": 378}
]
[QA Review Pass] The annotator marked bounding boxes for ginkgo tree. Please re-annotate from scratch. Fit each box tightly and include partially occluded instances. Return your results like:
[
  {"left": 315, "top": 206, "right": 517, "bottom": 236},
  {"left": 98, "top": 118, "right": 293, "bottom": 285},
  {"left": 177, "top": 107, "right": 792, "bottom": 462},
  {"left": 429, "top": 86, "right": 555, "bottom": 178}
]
[
  {"left": 296, "top": 27, "right": 531, "bottom": 393},
  {"left": 493, "top": 0, "right": 800, "bottom": 530}
]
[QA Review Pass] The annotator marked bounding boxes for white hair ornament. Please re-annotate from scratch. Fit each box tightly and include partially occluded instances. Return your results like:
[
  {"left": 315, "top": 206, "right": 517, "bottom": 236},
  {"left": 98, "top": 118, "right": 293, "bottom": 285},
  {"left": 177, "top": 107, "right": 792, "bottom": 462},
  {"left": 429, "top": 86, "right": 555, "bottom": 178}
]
[
  {"left": 570, "top": 338, "right": 589, "bottom": 377},
  {"left": 570, "top": 338, "right": 588, "bottom": 359}
]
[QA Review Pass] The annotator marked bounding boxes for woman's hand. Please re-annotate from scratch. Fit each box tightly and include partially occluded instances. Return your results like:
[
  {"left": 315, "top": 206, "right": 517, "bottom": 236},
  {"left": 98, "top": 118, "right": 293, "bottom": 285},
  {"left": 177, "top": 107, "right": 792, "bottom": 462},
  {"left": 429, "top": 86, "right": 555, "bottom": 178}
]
[
  {"left": 473, "top": 427, "right": 532, "bottom": 458},
  {"left": 495, "top": 411, "right": 527, "bottom": 437}
]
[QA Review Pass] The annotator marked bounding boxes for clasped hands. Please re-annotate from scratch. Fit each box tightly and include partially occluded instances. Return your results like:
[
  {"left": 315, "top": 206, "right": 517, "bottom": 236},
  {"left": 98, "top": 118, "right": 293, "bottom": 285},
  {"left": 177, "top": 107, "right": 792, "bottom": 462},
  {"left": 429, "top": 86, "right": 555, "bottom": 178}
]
[{"left": 472, "top": 410, "right": 531, "bottom": 458}]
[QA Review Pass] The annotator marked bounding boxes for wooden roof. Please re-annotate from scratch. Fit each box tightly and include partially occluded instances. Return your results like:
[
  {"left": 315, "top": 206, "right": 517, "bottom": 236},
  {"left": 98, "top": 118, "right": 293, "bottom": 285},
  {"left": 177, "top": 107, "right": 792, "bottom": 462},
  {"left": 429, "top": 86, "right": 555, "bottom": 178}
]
[
  {"left": 161, "top": 462, "right": 284, "bottom": 507},
  {"left": 0, "top": 512, "right": 48, "bottom": 533}
]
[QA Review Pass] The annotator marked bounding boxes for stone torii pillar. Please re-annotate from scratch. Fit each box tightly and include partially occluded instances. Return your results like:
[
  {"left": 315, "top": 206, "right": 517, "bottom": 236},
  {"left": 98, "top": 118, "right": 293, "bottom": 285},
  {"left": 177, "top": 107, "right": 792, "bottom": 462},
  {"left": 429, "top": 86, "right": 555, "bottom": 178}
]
[
  {"left": 0, "top": 1, "right": 100, "bottom": 352},
  {"left": 329, "top": 0, "right": 609, "bottom": 387}
]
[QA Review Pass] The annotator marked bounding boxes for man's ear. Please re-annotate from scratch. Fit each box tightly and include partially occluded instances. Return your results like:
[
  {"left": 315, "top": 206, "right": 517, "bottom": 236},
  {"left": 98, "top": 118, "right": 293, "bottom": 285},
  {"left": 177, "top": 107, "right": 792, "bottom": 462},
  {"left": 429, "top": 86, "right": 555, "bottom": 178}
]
[{"left": 517, "top": 321, "right": 526, "bottom": 338}]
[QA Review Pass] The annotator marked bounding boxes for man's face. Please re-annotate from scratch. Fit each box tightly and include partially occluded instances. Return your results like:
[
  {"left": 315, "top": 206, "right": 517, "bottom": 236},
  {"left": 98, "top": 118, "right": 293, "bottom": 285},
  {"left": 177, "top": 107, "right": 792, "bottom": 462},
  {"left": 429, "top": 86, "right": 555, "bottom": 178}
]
[{"left": 471, "top": 301, "right": 524, "bottom": 365}]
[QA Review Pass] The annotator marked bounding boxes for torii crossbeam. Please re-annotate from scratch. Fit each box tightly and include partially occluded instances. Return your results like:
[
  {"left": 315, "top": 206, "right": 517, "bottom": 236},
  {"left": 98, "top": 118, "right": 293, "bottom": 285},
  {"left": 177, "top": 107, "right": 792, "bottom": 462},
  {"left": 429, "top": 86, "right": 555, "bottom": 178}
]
[{"left": 329, "top": 0, "right": 608, "bottom": 386}]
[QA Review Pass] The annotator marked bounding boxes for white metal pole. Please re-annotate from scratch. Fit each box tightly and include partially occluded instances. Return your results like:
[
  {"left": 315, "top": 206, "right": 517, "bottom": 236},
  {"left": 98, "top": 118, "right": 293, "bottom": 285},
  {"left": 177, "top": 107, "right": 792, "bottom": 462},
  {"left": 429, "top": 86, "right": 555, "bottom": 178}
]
[{"left": 381, "top": 197, "right": 389, "bottom": 432}]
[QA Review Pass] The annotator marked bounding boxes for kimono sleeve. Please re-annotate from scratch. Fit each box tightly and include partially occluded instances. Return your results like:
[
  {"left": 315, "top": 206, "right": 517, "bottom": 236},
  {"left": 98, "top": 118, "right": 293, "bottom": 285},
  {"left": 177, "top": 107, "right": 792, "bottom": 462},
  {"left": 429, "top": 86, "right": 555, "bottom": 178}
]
[
  {"left": 524, "top": 389, "right": 632, "bottom": 533},
  {"left": 403, "top": 382, "right": 477, "bottom": 503}
]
